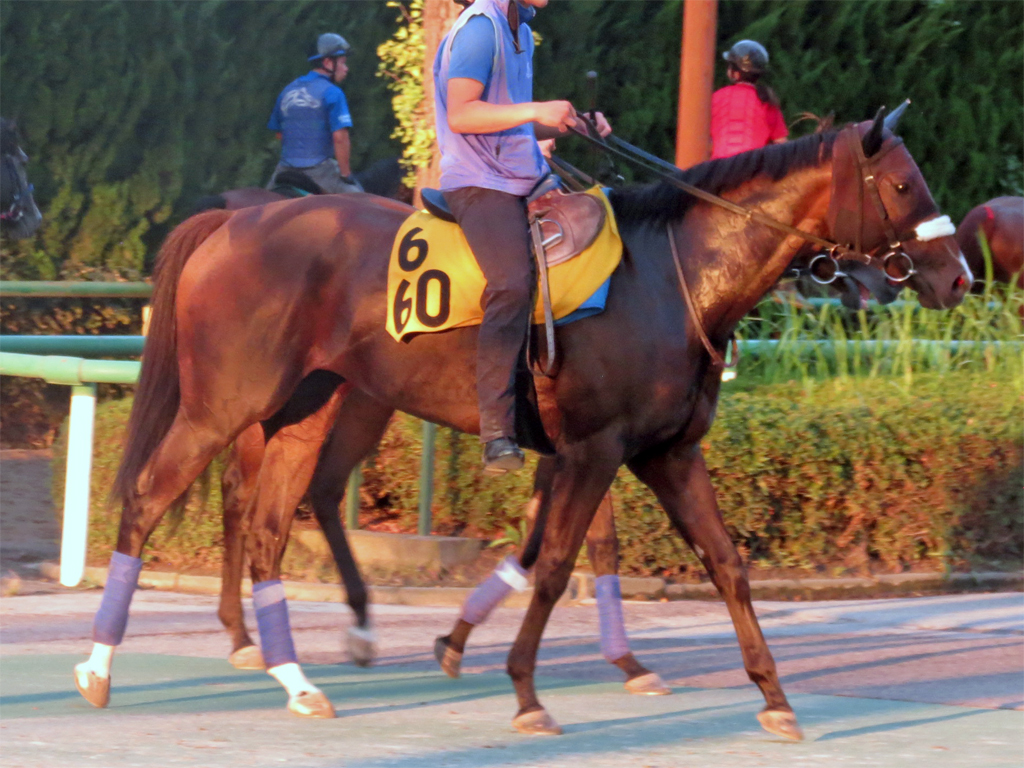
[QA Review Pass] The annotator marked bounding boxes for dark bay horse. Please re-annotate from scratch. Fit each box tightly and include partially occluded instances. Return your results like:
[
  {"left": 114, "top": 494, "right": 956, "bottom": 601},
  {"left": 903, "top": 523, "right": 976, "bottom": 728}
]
[
  {"left": 956, "top": 196, "right": 1023, "bottom": 289},
  {"left": 76, "top": 111, "right": 970, "bottom": 737},
  {"left": 0, "top": 118, "right": 42, "bottom": 240}
]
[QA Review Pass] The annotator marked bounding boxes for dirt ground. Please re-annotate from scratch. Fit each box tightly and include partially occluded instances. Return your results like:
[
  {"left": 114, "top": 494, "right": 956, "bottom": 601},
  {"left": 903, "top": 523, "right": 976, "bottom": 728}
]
[{"left": 0, "top": 450, "right": 60, "bottom": 581}]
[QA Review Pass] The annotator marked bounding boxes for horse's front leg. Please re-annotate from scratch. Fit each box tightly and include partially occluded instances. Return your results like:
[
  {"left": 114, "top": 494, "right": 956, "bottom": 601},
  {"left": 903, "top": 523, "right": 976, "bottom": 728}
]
[
  {"left": 507, "top": 447, "right": 620, "bottom": 735},
  {"left": 219, "top": 424, "right": 267, "bottom": 670},
  {"left": 245, "top": 386, "right": 346, "bottom": 719},
  {"left": 585, "top": 492, "right": 671, "bottom": 695},
  {"left": 307, "top": 390, "right": 395, "bottom": 667},
  {"left": 434, "top": 455, "right": 557, "bottom": 677},
  {"left": 629, "top": 443, "right": 803, "bottom": 741}
]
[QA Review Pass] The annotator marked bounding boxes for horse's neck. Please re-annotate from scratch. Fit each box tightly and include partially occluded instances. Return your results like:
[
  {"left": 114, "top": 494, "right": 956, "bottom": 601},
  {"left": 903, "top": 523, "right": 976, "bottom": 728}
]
[{"left": 684, "top": 163, "right": 832, "bottom": 339}]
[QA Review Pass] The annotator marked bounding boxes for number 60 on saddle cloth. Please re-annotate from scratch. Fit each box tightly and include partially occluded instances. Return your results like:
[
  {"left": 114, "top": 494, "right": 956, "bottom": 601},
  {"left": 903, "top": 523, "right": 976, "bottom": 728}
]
[{"left": 385, "top": 187, "right": 622, "bottom": 342}]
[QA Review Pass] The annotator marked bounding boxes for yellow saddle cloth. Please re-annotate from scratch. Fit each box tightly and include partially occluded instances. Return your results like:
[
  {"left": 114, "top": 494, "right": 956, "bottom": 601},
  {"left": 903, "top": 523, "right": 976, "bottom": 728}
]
[{"left": 386, "top": 187, "right": 622, "bottom": 341}]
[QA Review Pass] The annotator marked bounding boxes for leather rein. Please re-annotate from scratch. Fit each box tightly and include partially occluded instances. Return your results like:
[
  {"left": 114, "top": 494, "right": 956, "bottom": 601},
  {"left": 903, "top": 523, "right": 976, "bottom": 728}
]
[{"left": 570, "top": 117, "right": 921, "bottom": 370}]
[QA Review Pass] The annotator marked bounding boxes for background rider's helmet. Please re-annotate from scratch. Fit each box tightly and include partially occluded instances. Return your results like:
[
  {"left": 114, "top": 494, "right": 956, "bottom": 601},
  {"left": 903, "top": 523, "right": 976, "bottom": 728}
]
[
  {"left": 308, "top": 33, "right": 350, "bottom": 62},
  {"left": 723, "top": 40, "right": 769, "bottom": 75}
]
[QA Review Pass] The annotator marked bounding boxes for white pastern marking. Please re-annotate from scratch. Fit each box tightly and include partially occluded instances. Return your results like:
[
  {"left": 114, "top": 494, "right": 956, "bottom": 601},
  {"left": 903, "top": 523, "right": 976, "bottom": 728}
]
[
  {"left": 78, "top": 642, "right": 115, "bottom": 678},
  {"left": 268, "top": 662, "right": 319, "bottom": 697}
]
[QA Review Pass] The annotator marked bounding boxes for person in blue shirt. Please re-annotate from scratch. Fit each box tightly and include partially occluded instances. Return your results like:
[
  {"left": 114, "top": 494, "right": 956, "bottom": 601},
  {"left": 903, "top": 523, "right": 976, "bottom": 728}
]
[
  {"left": 435, "top": 0, "right": 610, "bottom": 473},
  {"left": 267, "top": 33, "right": 362, "bottom": 194}
]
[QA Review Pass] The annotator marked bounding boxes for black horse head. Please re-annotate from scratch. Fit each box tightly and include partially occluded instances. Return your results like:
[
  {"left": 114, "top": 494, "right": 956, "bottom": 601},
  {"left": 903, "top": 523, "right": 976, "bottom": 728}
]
[{"left": 1, "top": 117, "right": 43, "bottom": 240}]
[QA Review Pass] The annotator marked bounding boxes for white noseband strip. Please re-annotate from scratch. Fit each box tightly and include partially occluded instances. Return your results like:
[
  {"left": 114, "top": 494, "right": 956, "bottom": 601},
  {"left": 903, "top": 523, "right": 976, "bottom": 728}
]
[{"left": 914, "top": 215, "right": 955, "bottom": 242}]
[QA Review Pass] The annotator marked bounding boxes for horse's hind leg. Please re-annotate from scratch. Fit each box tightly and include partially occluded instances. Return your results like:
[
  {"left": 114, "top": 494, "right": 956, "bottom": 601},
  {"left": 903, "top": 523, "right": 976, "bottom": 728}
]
[
  {"left": 585, "top": 492, "right": 671, "bottom": 696},
  {"left": 219, "top": 424, "right": 267, "bottom": 670},
  {"left": 74, "top": 412, "right": 237, "bottom": 707},
  {"left": 306, "top": 390, "right": 395, "bottom": 667},
  {"left": 629, "top": 443, "right": 803, "bottom": 741},
  {"left": 245, "top": 383, "right": 347, "bottom": 718},
  {"left": 434, "top": 455, "right": 556, "bottom": 678}
]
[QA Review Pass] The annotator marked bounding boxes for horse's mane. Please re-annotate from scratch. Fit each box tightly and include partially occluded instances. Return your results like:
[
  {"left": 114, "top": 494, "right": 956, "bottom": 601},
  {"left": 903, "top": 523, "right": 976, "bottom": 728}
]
[{"left": 608, "top": 130, "right": 838, "bottom": 226}]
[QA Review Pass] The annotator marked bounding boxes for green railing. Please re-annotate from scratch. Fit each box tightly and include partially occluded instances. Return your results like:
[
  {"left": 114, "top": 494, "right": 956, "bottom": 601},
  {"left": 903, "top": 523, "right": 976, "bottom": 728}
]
[
  {"left": 0, "top": 336, "right": 146, "bottom": 357},
  {"left": 0, "top": 281, "right": 152, "bottom": 298}
]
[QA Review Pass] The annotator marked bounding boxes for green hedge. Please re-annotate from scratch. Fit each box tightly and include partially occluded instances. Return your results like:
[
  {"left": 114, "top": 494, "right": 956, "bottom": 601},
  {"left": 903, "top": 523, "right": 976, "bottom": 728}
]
[{"left": 54, "top": 370, "right": 1022, "bottom": 577}]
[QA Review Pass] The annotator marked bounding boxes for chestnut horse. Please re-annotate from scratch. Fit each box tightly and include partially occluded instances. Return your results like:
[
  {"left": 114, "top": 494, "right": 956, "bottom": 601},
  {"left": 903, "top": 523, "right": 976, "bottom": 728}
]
[
  {"left": 75, "top": 110, "right": 970, "bottom": 739},
  {"left": 956, "top": 196, "right": 1023, "bottom": 289}
]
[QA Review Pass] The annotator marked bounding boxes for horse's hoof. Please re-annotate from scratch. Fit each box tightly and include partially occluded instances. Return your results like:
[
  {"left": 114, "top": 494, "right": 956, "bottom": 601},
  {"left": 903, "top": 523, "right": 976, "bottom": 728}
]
[
  {"left": 757, "top": 708, "right": 804, "bottom": 741},
  {"left": 347, "top": 626, "right": 376, "bottom": 668},
  {"left": 433, "top": 636, "right": 462, "bottom": 679},
  {"left": 73, "top": 666, "right": 110, "bottom": 709},
  {"left": 624, "top": 672, "right": 671, "bottom": 696},
  {"left": 512, "top": 708, "right": 562, "bottom": 736},
  {"left": 228, "top": 645, "right": 266, "bottom": 670},
  {"left": 287, "top": 690, "right": 336, "bottom": 719}
]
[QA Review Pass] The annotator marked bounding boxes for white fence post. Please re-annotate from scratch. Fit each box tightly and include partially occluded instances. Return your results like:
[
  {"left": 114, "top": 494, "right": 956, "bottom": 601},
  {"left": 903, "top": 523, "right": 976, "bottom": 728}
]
[{"left": 60, "top": 383, "right": 97, "bottom": 587}]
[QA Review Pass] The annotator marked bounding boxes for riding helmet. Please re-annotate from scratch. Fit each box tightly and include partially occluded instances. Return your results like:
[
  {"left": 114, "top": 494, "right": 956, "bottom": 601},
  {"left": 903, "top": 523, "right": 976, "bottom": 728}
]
[
  {"left": 723, "top": 40, "right": 769, "bottom": 75},
  {"left": 308, "top": 33, "right": 350, "bottom": 62}
]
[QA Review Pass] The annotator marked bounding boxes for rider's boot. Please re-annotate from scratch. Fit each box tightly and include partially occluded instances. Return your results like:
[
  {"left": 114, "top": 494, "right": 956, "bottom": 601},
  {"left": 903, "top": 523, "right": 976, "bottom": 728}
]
[{"left": 484, "top": 437, "right": 525, "bottom": 474}]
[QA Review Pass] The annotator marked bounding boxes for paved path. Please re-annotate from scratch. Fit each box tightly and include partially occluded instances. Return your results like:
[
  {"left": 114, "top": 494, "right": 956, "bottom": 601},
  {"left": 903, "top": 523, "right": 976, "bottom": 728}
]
[{"left": 1, "top": 588, "right": 1021, "bottom": 767}]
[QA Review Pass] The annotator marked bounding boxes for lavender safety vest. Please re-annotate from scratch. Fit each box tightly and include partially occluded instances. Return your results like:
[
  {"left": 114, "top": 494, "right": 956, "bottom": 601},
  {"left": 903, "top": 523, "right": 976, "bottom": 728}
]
[{"left": 434, "top": 0, "right": 547, "bottom": 196}]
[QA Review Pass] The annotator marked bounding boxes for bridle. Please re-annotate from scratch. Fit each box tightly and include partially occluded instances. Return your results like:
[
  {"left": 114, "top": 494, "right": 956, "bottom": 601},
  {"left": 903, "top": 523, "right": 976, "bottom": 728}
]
[
  {"left": 570, "top": 114, "right": 956, "bottom": 368},
  {"left": 816, "top": 128, "right": 922, "bottom": 286}
]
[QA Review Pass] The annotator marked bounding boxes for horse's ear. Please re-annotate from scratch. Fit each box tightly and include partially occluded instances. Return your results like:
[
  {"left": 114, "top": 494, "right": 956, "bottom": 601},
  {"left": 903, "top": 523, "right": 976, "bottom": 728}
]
[
  {"left": 883, "top": 99, "right": 910, "bottom": 133},
  {"left": 862, "top": 106, "right": 886, "bottom": 156}
]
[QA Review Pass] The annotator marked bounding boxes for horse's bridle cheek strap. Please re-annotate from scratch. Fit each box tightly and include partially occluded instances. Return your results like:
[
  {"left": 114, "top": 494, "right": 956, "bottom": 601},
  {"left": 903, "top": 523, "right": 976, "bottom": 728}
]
[{"left": 826, "top": 128, "right": 906, "bottom": 263}]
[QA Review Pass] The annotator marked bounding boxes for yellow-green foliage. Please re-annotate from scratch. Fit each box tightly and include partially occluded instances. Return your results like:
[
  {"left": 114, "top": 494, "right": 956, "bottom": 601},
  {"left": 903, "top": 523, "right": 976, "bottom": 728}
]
[
  {"left": 377, "top": 0, "right": 432, "bottom": 187},
  {"left": 54, "top": 370, "right": 1022, "bottom": 576}
]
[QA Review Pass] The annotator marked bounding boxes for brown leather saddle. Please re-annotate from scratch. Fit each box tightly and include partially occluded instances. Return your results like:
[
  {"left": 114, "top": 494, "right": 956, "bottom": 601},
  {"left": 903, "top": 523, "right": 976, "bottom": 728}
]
[{"left": 420, "top": 175, "right": 606, "bottom": 265}]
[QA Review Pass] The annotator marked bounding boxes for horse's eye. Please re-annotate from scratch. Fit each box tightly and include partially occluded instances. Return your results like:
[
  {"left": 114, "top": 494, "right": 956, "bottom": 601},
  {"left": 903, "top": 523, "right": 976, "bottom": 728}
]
[{"left": 894, "top": 182, "right": 910, "bottom": 194}]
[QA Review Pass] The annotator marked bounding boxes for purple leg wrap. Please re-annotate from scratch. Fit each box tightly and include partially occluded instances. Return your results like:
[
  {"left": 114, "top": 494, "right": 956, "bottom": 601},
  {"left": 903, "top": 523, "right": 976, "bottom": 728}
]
[
  {"left": 253, "top": 580, "right": 297, "bottom": 668},
  {"left": 460, "top": 555, "right": 528, "bottom": 626},
  {"left": 92, "top": 552, "right": 143, "bottom": 646},
  {"left": 595, "top": 575, "right": 630, "bottom": 662}
]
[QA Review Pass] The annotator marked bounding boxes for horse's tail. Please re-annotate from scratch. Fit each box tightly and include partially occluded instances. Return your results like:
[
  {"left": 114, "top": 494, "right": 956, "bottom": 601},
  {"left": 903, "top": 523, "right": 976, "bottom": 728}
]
[{"left": 112, "top": 209, "right": 233, "bottom": 508}]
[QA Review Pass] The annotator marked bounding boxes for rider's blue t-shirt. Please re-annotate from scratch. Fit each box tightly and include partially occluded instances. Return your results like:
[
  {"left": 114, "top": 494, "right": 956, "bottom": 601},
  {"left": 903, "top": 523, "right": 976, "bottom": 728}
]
[
  {"left": 268, "top": 71, "right": 353, "bottom": 168},
  {"left": 447, "top": 15, "right": 498, "bottom": 88}
]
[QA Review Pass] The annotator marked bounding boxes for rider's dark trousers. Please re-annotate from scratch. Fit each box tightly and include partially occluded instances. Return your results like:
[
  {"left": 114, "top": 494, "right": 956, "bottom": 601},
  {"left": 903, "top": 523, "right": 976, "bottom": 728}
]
[{"left": 443, "top": 186, "right": 535, "bottom": 444}]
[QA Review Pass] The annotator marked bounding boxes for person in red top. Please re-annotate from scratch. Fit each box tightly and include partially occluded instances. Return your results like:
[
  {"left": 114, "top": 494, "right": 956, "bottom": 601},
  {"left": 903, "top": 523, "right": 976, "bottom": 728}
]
[{"left": 710, "top": 40, "right": 787, "bottom": 160}]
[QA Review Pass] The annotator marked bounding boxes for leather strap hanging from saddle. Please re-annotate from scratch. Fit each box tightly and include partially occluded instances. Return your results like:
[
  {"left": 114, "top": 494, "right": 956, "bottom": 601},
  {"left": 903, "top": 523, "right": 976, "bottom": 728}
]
[
  {"left": 527, "top": 187, "right": 606, "bottom": 266},
  {"left": 529, "top": 215, "right": 558, "bottom": 377},
  {"left": 526, "top": 188, "right": 606, "bottom": 377}
]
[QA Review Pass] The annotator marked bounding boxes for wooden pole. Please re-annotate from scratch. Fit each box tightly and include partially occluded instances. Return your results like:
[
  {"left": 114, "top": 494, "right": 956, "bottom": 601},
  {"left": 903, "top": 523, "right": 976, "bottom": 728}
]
[
  {"left": 414, "top": 0, "right": 462, "bottom": 206},
  {"left": 675, "top": 0, "right": 718, "bottom": 169}
]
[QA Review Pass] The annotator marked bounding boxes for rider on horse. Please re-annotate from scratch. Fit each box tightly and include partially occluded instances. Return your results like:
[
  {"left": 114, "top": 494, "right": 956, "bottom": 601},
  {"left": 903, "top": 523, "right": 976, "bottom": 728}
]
[
  {"left": 267, "top": 33, "right": 363, "bottom": 194},
  {"left": 435, "top": 0, "right": 610, "bottom": 473},
  {"left": 711, "top": 40, "right": 788, "bottom": 160}
]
